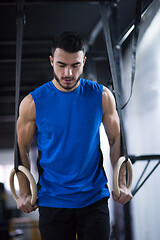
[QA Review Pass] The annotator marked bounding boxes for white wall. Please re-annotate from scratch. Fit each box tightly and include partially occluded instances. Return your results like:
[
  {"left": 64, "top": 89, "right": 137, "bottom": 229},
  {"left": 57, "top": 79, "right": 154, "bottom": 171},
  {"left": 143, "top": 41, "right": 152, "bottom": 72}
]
[{"left": 123, "top": 7, "right": 160, "bottom": 240}]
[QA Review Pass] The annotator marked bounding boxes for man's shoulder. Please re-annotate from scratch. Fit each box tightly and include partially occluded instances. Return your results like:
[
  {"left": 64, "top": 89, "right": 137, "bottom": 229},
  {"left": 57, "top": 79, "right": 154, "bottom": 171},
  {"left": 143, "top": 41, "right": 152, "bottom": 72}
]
[
  {"left": 102, "top": 86, "right": 116, "bottom": 114},
  {"left": 22, "top": 94, "right": 34, "bottom": 106},
  {"left": 102, "top": 86, "right": 113, "bottom": 99},
  {"left": 30, "top": 81, "right": 52, "bottom": 97},
  {"left": 81, "top": 78, "right": 103, "bottom": 92},
  {"left": 19, "top": 94, "right": 36, "bottom": 121}
]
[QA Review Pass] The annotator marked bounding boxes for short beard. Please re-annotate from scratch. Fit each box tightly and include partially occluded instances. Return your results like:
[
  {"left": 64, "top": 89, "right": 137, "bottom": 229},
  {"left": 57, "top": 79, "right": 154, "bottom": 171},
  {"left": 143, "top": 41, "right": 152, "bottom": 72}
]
[{"left": 54, "top": 73, "right": 82, "bottom": 91}]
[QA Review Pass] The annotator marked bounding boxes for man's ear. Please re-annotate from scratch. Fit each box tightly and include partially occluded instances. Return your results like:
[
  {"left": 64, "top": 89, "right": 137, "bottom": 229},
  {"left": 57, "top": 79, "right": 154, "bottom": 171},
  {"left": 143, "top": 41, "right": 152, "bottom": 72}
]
[
  {"left": 83, "top": 56, "right": 87, "bottom": 66},
  {"left": 49, "top": 55, "right": 53, "bottom": 67}
]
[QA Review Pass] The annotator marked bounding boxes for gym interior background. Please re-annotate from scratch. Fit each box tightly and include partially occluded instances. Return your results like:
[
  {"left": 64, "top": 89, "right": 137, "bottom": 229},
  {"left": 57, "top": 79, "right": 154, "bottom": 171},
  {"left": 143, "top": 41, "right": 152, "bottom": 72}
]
[{"left": 0, "top": 0, "right": 160, "bottom": 239}]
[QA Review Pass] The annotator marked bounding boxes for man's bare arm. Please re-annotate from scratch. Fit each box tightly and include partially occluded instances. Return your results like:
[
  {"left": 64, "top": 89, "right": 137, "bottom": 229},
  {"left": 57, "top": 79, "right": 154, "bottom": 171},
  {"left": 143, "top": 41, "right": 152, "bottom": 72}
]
[
  {"left": 16, "top": 94, "right": 37, "bottom": 212},
  {"left": 102, "top": 87, "right": 121, "bottom": 167},
  {"left": 102, "top": 86, "right": 132, "bottom": 204}
]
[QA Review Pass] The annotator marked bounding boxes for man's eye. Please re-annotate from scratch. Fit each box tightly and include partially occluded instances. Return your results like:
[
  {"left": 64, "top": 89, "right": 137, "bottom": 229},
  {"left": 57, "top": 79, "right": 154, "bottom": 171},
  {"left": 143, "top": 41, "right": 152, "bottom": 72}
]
[
  {"left": 73, "top": 64, "right": 80, "bottom": 68},
  {"left": 58, "top": 64, "right": 65, "bottom": 68}
]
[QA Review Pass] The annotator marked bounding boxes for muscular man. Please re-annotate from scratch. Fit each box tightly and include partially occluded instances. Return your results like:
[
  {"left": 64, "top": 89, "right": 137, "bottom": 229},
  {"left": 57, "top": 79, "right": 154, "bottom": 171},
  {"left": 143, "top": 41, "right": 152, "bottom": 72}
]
[{"left": 16, "top": 31, "right": 132, "bottom": 240}]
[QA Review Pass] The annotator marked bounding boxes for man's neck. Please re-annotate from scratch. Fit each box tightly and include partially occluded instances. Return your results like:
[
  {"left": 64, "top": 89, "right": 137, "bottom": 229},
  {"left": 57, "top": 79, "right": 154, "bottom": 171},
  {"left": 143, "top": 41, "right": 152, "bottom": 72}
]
[{"left": 52, "top": 78, "right": 80, "bottom": 92}]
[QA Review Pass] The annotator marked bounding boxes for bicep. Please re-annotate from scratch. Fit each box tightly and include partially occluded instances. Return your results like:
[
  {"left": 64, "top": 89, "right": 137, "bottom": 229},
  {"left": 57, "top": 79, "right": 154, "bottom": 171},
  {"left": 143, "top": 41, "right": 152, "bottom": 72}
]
[
  {"left": 102, "top": 110, "right": 120, "bottom": 144},
  {"left": 17, "top": 95, "right": 37, "bottom": 151},
  {"left": 17, "top": 117, "right": 36, "bottom": 151},
  {"left": 102, "top": 88, "right": 120, "bottom": 145}
]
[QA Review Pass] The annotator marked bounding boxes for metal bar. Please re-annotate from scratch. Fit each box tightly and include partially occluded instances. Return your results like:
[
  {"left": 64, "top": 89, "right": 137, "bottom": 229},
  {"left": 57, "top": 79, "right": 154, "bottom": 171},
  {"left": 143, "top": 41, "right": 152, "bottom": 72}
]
[
  {"left": 0, "top": 40, "right": 51, "bottom": 45},
  {"left": 132, "top": 160, "right": 160, "bottom": 196},
  {"left": 87, "top": 6, "right": 112, "bottom": 46},
  {"left": 99, "top": 2, "right": 128, "bottom": 159},
  {"left": 132, "top": 160, "right": 150, "bottom": 194},
  {"left": 117, "top": 0, "right": 154, "bottom": 46},
  {"left": 129, "top": 155, "right": 160, "bottom": 162},
  {"left": 0, "top": 58, "right": 48, "bottom": 63},
  {"left": 0, "top": 1, "right": 116, "bottom": 6},
  {"left": 88, "top": 19, "right": 103, "bottom": 46},
  {"left": 118, "top": 24, "right": 135, "bottom": 46},
  {"left": 0, "top": 116, "right": 15, "bottom": 123},
  {"left": 0, "top": 96, "right": 16, "bottom": 102},
  {"left": 0, "top": 85, "right": 38, "bottom": 91}
]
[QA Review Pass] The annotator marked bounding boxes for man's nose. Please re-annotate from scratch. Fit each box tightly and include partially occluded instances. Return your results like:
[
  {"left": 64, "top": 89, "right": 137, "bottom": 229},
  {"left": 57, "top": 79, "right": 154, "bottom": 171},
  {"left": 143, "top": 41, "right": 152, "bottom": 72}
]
[{"left": 64, "top": 67, "right": 72, "bottom": 77}]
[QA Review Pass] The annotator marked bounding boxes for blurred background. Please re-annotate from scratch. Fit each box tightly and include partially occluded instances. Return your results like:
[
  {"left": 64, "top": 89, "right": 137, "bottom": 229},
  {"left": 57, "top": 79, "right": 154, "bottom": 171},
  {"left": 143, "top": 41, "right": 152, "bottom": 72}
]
[{"left": 0, "top": 0, "right": 160, "bottom": 239}]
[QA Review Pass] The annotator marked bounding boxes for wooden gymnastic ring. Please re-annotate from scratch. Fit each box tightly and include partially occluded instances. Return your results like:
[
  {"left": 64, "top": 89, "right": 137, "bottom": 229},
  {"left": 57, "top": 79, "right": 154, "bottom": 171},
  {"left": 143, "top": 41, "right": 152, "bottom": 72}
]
[
  {"left": 9, "top": 165, "right": 37, "bottom": 206},
  {"left": 113, "top": 156, "right": 133, "bottom": 198}
]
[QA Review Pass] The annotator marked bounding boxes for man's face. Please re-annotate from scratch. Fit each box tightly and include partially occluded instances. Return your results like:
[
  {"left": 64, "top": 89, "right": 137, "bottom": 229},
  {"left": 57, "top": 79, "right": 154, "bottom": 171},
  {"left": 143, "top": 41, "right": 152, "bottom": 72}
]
[{"left": 50, "top": 48, "right": 86, "bottom": 92}]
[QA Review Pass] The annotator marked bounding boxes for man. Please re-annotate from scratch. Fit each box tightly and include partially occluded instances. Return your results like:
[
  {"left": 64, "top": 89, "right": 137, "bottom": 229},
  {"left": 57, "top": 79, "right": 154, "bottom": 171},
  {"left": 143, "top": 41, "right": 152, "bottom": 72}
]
[{"left": 16, "top": 31, "right": 132, "bottom": 240}]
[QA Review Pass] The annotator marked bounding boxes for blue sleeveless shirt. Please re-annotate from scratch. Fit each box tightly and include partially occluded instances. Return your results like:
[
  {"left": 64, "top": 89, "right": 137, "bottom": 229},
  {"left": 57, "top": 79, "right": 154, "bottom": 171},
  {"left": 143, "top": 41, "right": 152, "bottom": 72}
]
[{"left": 30, "top": 78, "right": 110, "bottom": 208}]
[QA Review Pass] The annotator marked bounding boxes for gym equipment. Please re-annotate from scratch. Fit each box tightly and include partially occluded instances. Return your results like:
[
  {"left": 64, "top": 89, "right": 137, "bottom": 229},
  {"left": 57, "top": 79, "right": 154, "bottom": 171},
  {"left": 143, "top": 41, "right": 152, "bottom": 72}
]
[
  {"left": 9, "top": 0, "right": 37, "bottom": 206},
  {"left": 113, "top": 157, "right": 133, "bottom": 198},
  {"left": 10, "top": 166, "right": 37, "bottom": 206},
  {"left": 100, "top": 2, "right": 133, "bottom": 198}
]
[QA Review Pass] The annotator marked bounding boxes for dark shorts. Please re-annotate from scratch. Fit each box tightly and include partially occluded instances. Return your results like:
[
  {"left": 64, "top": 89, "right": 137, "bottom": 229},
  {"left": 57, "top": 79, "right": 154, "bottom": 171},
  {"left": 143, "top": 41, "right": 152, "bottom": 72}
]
[{"left": 39, "top": 197, "right": 110, "bottom": 240}]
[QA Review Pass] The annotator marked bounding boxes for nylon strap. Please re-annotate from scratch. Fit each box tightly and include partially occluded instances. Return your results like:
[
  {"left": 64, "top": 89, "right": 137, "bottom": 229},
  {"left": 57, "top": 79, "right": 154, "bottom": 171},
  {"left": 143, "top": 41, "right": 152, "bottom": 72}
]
[
  {"left": 121, "top": 0, "right": 143, "bottom": 109},
  {"left": 14, "top": 0, "right": 24, "bottom": 171},
  {"left": 100, "top": 2, "right": 129, "bottom": 159},
  {"left": 100, "top": 0, "right": 143, "bottom": 160}
]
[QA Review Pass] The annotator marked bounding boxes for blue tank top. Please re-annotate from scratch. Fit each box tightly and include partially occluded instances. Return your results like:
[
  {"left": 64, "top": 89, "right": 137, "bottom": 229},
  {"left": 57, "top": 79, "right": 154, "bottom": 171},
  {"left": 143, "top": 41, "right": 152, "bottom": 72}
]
[{"left": 30, "top": 78, "right": 110, "bottom": 208}]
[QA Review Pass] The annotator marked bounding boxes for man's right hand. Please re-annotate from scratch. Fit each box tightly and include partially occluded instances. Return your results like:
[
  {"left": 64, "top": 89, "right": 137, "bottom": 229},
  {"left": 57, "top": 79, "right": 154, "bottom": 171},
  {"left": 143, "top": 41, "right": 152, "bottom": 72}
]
[{"left": 17, "top": 193, "right": 38, "bottom": 213}]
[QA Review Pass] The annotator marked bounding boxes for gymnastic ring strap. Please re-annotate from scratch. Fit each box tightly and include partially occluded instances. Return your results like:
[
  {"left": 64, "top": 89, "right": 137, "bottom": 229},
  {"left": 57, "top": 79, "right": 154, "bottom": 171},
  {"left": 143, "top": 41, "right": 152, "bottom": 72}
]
[
  {"left": 121, "top": 0, "right": 143, "bottom": 109},
  {"left": 14, "top": 0, "right": 24, "bottom": 171},
  {"left": 9, "top": 165, "right": 37, "bottom": 206},
  {"left": 10, "top": 0, "right": 37, "bottom": 206},
  {"left": 113, "top": 156, "right": 133, "bottom": 198}
]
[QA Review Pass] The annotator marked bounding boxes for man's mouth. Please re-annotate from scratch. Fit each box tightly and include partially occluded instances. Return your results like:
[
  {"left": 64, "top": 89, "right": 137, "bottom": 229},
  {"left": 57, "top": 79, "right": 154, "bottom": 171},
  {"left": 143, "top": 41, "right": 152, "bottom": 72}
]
[{"left": 62, "top": 78, "right": 74, "bottom": 83}]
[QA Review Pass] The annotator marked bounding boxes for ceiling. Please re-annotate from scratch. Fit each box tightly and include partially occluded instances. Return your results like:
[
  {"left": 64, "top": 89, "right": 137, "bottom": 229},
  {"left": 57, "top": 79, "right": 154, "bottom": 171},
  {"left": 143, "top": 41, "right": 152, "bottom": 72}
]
[{"left": 0, "top": 0, "right": 155, "bottom": 149}]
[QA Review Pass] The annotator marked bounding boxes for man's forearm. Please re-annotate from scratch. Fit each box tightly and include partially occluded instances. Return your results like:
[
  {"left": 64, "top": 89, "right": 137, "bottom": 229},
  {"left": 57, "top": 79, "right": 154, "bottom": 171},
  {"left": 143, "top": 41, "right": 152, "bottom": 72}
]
[
  {"left": 16, "top": 149, "right": 31, "bottom": 196},
  {"left": 110, "top": 136, "right": 121, "bottom": 168},
  {"left": 110, "top": 137, "right": 126, "bottom": 186}
]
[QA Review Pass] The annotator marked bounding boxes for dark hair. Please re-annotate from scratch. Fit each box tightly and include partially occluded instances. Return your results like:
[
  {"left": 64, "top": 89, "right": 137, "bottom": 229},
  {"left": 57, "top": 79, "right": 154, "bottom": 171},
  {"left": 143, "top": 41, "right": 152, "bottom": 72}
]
[{"left": 51, "top": 31, "right": 86, "bottom": 56}]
